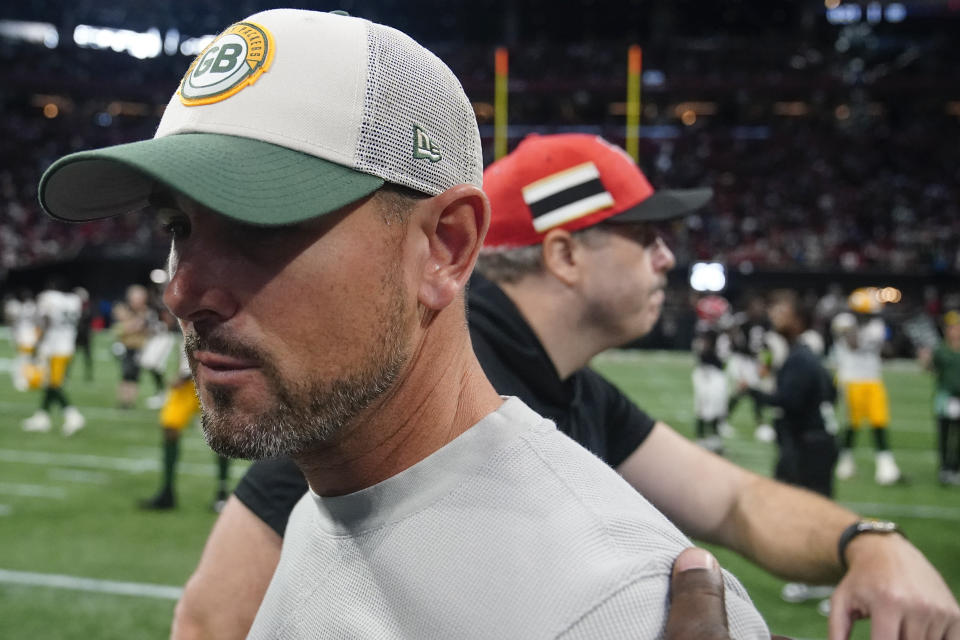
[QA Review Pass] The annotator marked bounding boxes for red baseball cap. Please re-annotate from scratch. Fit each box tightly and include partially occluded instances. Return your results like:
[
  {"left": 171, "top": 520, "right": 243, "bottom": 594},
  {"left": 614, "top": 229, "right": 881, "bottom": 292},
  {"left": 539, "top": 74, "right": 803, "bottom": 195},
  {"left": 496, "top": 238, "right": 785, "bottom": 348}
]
[{"left": 483, "top": 133, "right": 712, "bottom": 247}]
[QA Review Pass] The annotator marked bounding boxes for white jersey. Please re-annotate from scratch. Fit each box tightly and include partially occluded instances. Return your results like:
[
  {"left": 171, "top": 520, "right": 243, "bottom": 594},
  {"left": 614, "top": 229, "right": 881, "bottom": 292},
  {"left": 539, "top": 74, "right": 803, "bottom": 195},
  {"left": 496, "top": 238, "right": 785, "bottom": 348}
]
[
  {"left": 832, "top": 316, "right": 885, "bottom": 382},
  {"left": 5, "top": 298, "right": 39, "bottom": 349},
  {"left": 798, "top": 328, "right": 825, "bottom": 357},
  {"left": 37, "top": 290, "right": 82, "bottom": 357}
]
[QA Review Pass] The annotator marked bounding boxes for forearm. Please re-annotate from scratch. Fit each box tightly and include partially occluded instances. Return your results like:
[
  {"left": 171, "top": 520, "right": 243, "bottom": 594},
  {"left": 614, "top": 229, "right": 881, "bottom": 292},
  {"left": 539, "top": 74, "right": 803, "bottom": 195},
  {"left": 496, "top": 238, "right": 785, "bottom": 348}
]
[
  {"left": 722, "top": 474, "right": 857, "bottom": 583},
  {"left": 619, "top": 423, "right": 853, "bottom": 582},
  {"left": 171, "top": 497, "right": 282, "bottom": 640}
]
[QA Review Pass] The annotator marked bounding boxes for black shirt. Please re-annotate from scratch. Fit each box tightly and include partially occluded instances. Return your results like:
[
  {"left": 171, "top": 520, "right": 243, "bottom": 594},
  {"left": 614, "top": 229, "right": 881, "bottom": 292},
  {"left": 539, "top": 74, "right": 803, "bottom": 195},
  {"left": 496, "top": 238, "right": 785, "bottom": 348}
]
[
  {"left": 235, "top": 275, "right": 657, "bottom": 535},
  {"left": 751, "top": 342, "right": 832, "bottom": 437}
]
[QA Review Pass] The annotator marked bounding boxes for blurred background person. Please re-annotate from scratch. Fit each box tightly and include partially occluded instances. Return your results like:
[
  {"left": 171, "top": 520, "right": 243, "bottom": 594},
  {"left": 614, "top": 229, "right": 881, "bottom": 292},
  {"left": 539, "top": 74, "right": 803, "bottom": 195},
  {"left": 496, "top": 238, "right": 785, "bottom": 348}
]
[
  {"left": 4, "top": 288, "right": 39, "bottom": 391},
  {"left": 692, "top": 294, "right": 731, "bottom": 452},
  {"left": 21, "top": 276, "right": 85, "bottom": 435},
  {"left": 111, "top": 284, "right": 152, "bottom": 409},
  {"left": 70, "top": 286, "right": 94, "bottom": 383},
  {"left": 918, "top": 310, "right": 960, "bottom": 487},
  {"left": 139, "top": 307, "right": 178, "bottom": 410},
  {"left": 831, "top": 287, "right": 903, "bottom": 485},
  {"left": 140, "top": 348, "right": 231, "bottom": 511},
  {"left": 725, "top": 295, "right": 775, "bottom": 443},
  {"left": 747, "top": 289, "right": 840, "bottom": 606}
]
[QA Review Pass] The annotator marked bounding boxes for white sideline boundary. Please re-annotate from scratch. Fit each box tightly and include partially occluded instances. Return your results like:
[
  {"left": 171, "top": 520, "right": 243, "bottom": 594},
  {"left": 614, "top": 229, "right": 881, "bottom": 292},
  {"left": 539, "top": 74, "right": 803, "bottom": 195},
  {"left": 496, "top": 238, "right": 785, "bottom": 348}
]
[
  {"left": 842, "top": 501, "right": 960, "bottom": 521},
  {"left": 0, "top": 449, "right": 247, "bottom": 479},
  {"left": 0, "top": 399, "right": 154, "bottom": 421},
  {"left": 0, "top": 568, "right": 182, "bottom": 600},
  {"left": 0, "top": 482, "right": 67, "bottom": 499}
]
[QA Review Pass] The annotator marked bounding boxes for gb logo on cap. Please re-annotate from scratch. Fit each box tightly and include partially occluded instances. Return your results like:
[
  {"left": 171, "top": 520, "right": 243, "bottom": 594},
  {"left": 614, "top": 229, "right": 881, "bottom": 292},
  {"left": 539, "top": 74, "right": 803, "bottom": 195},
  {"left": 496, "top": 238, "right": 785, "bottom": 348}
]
[{"left": 179, "top": 22, "right": 274, "bottom": 106}]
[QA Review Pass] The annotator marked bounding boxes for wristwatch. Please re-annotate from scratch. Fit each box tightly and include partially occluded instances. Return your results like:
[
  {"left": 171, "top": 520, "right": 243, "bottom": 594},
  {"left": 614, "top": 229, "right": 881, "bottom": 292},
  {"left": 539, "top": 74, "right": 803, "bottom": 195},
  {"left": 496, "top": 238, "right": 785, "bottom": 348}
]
[{"left": 837, "top": 519, "right": 904, "bottom": 571}]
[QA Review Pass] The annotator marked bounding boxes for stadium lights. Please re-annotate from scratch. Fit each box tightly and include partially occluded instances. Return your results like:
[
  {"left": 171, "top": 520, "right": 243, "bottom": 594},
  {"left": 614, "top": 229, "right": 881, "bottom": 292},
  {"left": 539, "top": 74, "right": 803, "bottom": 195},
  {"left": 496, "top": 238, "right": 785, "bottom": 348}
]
[
  {"left": 0, "top": 20, "right": 58, "bottom": 48},
  {"left": 878, "top": 287, "right": 902, "bottom": 304},
  {"left": 150, "top": 269, "right": 168, "bottom": 285},
  {"left": 1, "top": 19, "right": 215, "bottom": 59},
  {"left": 773, "top": 102, "right": 810, "bottom": 117},
  {"left": 826, "top": 2, "right": 907, "bottom": 25},
  {"left": 31, "top": 94, "right": 73, "bottom": 115},
  {"left": 690, "top": 262, "right": 726, "bottom": 292},
  {"left": 70, "top": 24, "right": 215, "bottom": 59},
  {"left": 73, "top": 24, "right": 163, "bottom": 59},
  {"left": 180, "top": 34, "right": 217, "bottom": 56}
]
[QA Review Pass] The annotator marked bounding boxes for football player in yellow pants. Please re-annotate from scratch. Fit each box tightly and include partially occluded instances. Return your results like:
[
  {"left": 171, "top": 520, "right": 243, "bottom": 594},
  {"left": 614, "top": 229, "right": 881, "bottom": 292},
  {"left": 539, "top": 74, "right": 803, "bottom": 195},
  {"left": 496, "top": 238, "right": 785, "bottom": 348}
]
[
  {"left": 140, "top": 355, "right": 231, "bottom": 511},
  {"left": 831, "top": 289, "right": 902, "bottom": 485},
  {"left": 22, "top": 283, "right": 85, "bottom": 435}
]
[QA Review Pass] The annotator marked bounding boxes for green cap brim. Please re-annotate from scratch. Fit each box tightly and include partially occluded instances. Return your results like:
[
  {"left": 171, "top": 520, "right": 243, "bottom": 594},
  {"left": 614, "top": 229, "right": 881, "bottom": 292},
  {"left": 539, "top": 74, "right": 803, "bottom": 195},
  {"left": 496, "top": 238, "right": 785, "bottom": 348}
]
[{"left": 39, "top": 133, "right": 385, "bottom": 226}]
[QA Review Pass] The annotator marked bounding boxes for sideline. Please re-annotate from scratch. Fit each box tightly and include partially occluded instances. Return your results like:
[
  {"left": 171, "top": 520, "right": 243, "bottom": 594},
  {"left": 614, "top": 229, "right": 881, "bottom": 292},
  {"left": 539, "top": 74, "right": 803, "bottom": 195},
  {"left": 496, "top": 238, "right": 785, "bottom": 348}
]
[
  {"left": 842, "top": 501, "right": 960, "bottom": 522},
  {"left": 0, "top": 568, "right": 182, "bottom": 600},
  {"left": 0, "top": 448, "right": 247, "bottom": 479}
]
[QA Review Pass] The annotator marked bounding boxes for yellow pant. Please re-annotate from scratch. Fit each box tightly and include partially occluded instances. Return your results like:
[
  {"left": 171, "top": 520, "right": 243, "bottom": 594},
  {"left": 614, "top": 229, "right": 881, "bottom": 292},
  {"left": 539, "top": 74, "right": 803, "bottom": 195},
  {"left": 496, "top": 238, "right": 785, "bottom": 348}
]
[
  {"left": 48, "top": 355, "right": 72, "bottom": 388},
  {"left": 160, "top": 380, "right": 200, "bottom": 431},
  {"left": 842, "top": 380, "right": 889, "bottom": 428}
]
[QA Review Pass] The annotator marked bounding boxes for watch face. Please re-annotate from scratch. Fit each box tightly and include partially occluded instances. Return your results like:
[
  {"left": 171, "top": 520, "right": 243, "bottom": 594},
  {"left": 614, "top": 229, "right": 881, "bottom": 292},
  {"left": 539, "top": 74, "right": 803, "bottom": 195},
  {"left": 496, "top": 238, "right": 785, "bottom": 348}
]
[{"left": 861, "top": 520, "right": 898, "bottom": 533}]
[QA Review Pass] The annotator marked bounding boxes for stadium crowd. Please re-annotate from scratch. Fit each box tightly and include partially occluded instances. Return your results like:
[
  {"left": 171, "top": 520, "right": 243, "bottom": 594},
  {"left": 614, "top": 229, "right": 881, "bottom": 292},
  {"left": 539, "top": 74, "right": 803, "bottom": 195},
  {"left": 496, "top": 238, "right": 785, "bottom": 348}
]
[{"left": 2, "top": 33, "right": 959, "bottom": 277}]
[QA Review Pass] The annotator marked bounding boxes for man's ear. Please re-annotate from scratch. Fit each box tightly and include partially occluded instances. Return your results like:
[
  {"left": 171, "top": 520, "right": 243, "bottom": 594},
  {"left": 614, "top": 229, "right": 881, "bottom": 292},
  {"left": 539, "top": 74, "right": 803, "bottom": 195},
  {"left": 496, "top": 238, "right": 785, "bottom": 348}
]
[
  {"left": 417, "top": 184, "right": 490, "bottom": 311},
  {"left": 540, "top": 228, "right": 585, "bottom": 287}
]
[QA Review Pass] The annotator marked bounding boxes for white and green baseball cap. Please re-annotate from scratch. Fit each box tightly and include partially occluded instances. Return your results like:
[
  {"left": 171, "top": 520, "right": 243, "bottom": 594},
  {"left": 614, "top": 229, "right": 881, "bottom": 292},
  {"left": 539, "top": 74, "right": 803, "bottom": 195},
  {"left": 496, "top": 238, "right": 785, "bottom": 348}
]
[{"left": 39, "top": 9, "right": 483, "bottom": 226}]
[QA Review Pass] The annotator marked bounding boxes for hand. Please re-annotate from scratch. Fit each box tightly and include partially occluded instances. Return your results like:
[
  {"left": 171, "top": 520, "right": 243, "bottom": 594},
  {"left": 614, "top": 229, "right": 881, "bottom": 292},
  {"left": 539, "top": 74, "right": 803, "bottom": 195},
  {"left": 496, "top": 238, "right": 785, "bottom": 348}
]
[
  {"left": 666, "top": 548, "right": 730, "bottom": 640},
  {"left": 829, "top": 534, "right": 960, "bottom": 639},
  {"left": 667, "top": 548, "right": 792, "bottom": 640}
]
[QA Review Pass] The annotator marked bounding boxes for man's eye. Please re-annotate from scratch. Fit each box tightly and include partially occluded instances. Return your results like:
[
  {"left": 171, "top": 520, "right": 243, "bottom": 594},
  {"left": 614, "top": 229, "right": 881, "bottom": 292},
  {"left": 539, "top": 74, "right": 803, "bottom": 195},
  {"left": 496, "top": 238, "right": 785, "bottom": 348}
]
[{"left": 159, "top": 216, "right": 190, "bottom": 239}]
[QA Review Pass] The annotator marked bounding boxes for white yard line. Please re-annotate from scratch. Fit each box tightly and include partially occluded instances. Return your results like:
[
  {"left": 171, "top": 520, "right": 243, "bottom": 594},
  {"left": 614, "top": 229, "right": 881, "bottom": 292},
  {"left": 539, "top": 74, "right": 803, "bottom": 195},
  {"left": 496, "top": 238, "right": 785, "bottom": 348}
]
[
  {"left": 0, "top": 399, "right": 154, "bottom": 421},
  {"left": 0, "top": 568, "right": 182, "bottom": 600},
  {"left": 842, "top": 501, "right": 960, "bottom": 521},
  {"left": 0, "top": 448, "right": 247, "bottom": 479},
  {"left": 47, "top": 468, "right": 111, "bottom": 485},
  {"left": 0, "top": 483, "right": 67, "bottom": 499}
]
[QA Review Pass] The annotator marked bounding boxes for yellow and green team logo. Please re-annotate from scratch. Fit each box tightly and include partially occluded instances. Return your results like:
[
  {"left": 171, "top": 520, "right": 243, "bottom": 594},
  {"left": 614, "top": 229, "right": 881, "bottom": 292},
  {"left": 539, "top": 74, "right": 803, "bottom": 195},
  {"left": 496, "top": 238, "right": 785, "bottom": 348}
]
[{"left": 179, "top": 22, "right": 274, "bottom": 106}]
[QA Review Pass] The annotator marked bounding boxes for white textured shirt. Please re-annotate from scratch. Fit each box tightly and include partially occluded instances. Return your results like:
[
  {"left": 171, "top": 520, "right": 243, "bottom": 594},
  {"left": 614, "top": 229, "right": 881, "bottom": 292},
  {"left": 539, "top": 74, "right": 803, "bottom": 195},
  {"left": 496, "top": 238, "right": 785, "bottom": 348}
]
[{"left": 248, "top": 398, "right": 769, "bottom": 639}]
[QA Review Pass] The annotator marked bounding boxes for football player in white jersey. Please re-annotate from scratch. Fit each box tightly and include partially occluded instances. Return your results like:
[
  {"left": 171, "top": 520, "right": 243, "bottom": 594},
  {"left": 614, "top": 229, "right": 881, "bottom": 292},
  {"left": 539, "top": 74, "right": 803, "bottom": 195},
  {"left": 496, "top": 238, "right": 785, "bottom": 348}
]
[
  {"left": 4, "top": 289, "right": 40, "bottom": 391},
  {"left": 140, "top": 307, "right": 179, "bottom": 409},
  {"left": 831, "top": 287, "right": 902, "bottom": 485},
  {"left": 22, "top": 278, "right": 86, "bottom": 435}
]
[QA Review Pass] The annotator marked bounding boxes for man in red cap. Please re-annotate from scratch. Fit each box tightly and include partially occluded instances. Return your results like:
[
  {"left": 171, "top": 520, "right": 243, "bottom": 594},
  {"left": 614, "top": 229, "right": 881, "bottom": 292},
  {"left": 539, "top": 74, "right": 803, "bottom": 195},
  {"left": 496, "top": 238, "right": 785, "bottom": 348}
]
[{"left": 175, "top": 133, "right": 959, "bottom": 640}]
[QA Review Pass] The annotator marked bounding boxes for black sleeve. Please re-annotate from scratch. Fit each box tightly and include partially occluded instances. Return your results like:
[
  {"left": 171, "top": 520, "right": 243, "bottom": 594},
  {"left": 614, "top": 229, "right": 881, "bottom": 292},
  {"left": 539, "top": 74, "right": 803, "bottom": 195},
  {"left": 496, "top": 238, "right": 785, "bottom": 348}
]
[
  {"left": 233, "top": 457, "right": 308, "bottom": 537},
  {"left": 583, "top": 369, "right": 656, "bottom": 468},
  {"left": 751, "top": 356, "right": 816, "bottom": 415}
]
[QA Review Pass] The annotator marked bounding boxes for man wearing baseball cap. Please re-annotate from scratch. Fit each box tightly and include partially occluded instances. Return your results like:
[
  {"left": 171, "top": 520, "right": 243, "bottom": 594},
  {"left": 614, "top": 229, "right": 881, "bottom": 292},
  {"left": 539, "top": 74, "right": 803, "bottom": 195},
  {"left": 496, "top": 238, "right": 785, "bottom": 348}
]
[
  {"left": 39, "top": 9, "right": 769, "bottom": 640},
  {"left": 475, "top": 133, "right": 959, "bottom": 639},
  {"left": 173, "top": 130, "right": 959, "bottom": 639}
]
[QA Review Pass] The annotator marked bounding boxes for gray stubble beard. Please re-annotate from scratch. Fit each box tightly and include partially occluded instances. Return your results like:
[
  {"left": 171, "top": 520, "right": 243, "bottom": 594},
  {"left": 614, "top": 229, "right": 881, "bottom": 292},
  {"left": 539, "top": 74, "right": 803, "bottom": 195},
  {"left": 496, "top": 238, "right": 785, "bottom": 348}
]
[{"left": 195, "top": 281, "right": 411, "bottom": 460}]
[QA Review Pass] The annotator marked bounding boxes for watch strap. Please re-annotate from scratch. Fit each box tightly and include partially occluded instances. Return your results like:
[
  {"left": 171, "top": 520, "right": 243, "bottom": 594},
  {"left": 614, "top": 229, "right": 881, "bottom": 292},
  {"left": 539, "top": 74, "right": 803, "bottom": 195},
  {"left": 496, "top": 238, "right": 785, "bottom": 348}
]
[{"left": 838, "top": 519, "right": 903, "bottom": 572}]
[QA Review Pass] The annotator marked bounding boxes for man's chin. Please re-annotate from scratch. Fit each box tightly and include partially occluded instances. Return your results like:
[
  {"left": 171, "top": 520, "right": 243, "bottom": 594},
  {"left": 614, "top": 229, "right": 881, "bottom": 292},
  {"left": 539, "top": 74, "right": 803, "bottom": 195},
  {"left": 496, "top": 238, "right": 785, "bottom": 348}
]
[{"left": 202, "top": 424, "right": 290, "bottom": 460}]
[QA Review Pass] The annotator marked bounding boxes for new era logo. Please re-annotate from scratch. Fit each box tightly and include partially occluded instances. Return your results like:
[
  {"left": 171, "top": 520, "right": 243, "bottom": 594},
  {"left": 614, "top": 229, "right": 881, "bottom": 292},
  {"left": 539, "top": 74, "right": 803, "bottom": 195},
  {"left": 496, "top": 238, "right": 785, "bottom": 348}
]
[{"left": 413, "top": 125, "right": 441, "bottom": 163}]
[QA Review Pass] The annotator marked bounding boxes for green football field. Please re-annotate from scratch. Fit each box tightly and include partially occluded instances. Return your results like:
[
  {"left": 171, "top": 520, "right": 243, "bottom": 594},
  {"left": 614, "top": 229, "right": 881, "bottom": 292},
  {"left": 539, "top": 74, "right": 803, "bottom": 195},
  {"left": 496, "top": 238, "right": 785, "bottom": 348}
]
[{"left": 0, "top": 332, "right": 956, "bottom": 639}]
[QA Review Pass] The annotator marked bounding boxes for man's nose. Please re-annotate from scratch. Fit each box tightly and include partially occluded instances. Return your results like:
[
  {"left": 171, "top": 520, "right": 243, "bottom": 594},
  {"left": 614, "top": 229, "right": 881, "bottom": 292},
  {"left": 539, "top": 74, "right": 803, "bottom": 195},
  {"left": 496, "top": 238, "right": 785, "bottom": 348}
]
[
  {"left": 162, "top": 240, "right": 239, "bottom": 326},
  {"left": 651, "top": 237, "right": 676, "bottom": 272}
]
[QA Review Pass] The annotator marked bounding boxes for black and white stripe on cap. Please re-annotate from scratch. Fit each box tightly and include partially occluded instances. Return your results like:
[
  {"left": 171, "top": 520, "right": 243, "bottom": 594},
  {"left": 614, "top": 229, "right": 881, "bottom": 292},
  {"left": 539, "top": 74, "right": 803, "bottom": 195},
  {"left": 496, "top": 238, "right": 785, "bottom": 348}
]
[{"left": 521, "top": 162, "right": 614, "bottom": 233}]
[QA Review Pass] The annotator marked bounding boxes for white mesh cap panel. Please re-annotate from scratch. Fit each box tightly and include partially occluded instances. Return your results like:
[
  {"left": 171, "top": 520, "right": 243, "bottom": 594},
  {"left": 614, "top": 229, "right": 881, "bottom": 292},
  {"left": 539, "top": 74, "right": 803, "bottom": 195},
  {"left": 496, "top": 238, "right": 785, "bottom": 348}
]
[{"left": 355, "top": 23, "right": 482, "bottom": 195}]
